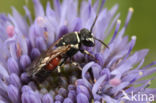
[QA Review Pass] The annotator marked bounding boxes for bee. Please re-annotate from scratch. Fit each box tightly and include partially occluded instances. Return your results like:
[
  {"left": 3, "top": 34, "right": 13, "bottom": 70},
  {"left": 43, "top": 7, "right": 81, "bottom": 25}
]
[{"left": 27, "top": 2, "right": 108, "bottom": 82}]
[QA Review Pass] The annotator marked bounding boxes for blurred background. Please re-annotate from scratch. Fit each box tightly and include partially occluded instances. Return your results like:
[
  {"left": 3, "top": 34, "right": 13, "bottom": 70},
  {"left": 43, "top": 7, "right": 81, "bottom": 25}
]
[{"left": 0, "top": 0, "right": 155, "bottom": 87}]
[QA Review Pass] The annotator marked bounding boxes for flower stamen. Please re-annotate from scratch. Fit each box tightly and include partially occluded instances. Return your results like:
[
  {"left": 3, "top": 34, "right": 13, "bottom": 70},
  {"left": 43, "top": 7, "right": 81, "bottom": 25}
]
[
  {"left": 109, "top": 78, "right": 121, "bottom": 86},
  {"left": 139, "top": 71, "right": 143, "bottom": 76},
  {"left": 6, "top": 25, "right": 15, "bottom": 38},
  {"left": 16, "top": 43, "right": 22, "bottom": 57}
]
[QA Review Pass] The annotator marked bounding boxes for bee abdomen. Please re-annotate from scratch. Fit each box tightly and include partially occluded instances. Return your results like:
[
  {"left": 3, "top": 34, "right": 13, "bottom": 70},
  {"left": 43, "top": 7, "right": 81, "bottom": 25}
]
[
  {"left": 46, "top": 56, "right": 61, "bottom": 70},
  {"left": 32, "top": 56, "right": 61, "bottom": 82}
]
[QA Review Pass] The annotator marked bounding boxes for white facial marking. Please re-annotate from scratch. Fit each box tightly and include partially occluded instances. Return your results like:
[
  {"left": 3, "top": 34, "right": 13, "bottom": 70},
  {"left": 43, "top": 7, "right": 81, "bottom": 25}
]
[
  {"left": 63, "top": 42, "right": 66, "bottom": 45},
  {"left": 43, "top": 57, "right": 50, "bottom": 63},
  {"left": 71, "top": 44, "right": 79, "bottom": 49},
  {"left": 87, "top": 38, "right": 94, "bottom": 43},
  {"left": 75, "top": 32, "right": 80, "bottom": 43}
]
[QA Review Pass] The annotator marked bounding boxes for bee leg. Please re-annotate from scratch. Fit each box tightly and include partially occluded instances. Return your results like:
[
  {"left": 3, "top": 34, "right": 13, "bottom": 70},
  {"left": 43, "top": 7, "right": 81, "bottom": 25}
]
[
  {"left": 80, "top": 49, "right": 98, "bottom": 62},
  {"left": 71, "top": 62, "right": 82, "bottom": 70},
  {"left": 67, "top": 57, "right": 82, "bottom": 70},
  {"left": 57, "top": 66, "right": 61, "bottom": 73},
  {"left": 57, "top": 57, "right": 68, "bottom": 73}
]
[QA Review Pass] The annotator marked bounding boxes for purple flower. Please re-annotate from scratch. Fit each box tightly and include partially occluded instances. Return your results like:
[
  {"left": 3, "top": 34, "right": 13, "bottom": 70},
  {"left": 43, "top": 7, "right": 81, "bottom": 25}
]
[{"left": 0, "top": 0, "right": 156, "bottom": 103}]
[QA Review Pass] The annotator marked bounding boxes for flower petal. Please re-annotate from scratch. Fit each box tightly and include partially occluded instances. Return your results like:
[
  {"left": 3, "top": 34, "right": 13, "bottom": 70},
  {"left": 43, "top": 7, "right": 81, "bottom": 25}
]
[
  {"left": 33, "top": 0, "right": 44, "bottom": 17},
  {"left": 76, "top": 93, "right": 89, "bottom": 103},
  {"left": 7, "top": 85, "right": 20, "bottom": 103}
]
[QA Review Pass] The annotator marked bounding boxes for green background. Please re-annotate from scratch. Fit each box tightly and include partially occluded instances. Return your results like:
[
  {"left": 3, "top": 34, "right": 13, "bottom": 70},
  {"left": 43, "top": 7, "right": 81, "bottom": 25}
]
[{"left": 0, "top": 0, "right": 155, "bottom": 87}]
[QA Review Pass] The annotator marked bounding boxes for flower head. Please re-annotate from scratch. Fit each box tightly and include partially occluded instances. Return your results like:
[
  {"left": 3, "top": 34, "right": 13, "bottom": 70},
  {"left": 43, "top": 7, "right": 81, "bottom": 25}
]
[{"left": 0, "top": 0, "right": 156, "bottom": 103}]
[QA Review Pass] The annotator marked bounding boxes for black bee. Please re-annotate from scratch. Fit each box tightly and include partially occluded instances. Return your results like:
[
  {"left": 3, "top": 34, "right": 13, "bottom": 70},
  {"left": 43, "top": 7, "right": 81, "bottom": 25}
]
[{"left": 27, "top": 3, "right": 109, "bottom": 82}]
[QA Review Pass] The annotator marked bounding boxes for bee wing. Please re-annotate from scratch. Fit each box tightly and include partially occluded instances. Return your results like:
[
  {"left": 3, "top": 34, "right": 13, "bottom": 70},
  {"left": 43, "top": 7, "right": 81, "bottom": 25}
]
[
  {"left": 47, "top": 37, "right": 63, "bottom": 52},
  {"left": 27, "top": 45, "right": 71, "bottom": 76}
]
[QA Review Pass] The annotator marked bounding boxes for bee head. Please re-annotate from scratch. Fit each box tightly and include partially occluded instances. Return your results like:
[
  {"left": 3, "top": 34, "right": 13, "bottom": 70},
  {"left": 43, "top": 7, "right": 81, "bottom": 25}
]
[{"left": 79, "top": 28, "right": 95, "bottom": 47}]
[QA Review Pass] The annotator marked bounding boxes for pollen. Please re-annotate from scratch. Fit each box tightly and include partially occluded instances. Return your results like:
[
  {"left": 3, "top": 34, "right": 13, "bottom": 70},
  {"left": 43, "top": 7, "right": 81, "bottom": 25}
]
[
  {"left": 117, "top": 19, "right": 121, "bottom": 24},
  {"left": 148, "top": 81, "right": 151, "bottom": 85},
  {"left": 139, "top": 71, "right": 143, "bottom": 76},
  {"left": 131, "top": 35, "right": 137, "bottom": 40},
  {"left": 94, "top": 79, "right": 96, "bottom": 83},
  {"left": 129, "top": 7, "right": 134, "bottom": 12},
  {"left": 44, "top": 31, "right": 48, "bottom": 41},
  {"left": 120, "top": 101, "right": 125, "bottom": 103},
  {"left": 109, "top": 78, "right": 121, "bottom": 86},
  {"left": 16, "top": 43, "right": 22, "bottom": 57},
  {"left": 36, "top": 16, "right": 46, "bottom": 27},
  {"left": 6, "top": 25, "right": 15, "bottom": 38}
]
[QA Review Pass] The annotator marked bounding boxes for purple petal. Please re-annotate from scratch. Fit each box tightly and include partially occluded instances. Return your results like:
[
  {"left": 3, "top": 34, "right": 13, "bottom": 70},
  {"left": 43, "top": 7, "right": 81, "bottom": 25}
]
[
  {"left": 35, "top": 37, "right": 47, "bottom": 51},
  {"left": 63, "top": 98, "right": 73, "bottom": 103},
  {"left": 125, "top": 8, "right": 134, "bottom": 27},
  {"left": 0, "top": 79, "right": 8, "bottom": 99},
  {"left": 21, "top": 85, "right": 32, "bottom": 93},
  {"left": 142, "top": 61, "right": 156, "bottom": 70},
  {"left": 68, "top": 84, "right": 76, "bottom": 91},
  {"left": 62, "top": 0, "right": 78, "bottom": 26},
  {"left": 100, "top": 68, "right": 110, "bottom": 80},
  {"left": 7, "top": 85, "right": 20, "bottom": 103},
  {"left": 42, "top": 93, "right": 54, "bottom": 103},
  {"left": 77, "top": 85, "right": 90, "bottom": 99},
  {"left": 24, "top": 6, "right": 32, "bottom": 24},
  {"left": 55, "top": 95, "right": 64, "bottom": 102},
  {"left": 17, "top": 35, "right": 28, "bottom": 55},
  {"left": 30, "top": 48, "right": 41, "bottom": 60},
  {"left": 22, "top": 90, "right": 42, "bottom": 103},
  {"left": 0, "top": 99, "right": 7, "bottom": 103},
  {"left": 9, "top": 42, "right": 18, "bottom": 60},
  {"left": 58, "top": 25, "right": 68, "bottom": 38},
  {"left": 68, "top": 90, "right": 76, "bottom": 97},
  {"left": 40, "top": 88, "right": 48, "bottom": 94},
  {"left": 82, "top": 62, "right": 95, "bottom": 89},
  {"left": 109, "top": 19, "right": 121, "bottom": 45},
  {"left": 92, "top": 63, "right": 102, "bottom": 80},
  {"left": 0, "top": 14, "right": 8, "bottom": 21},
  {"left": 139, "top": 67, "right": 156, "bottom": 79},
  {"left": 20, "top": 54, "right": 31, "bottom": 71},
  {"left": 111, "top": 82, "right": 129, "bottom": 95},
  {"left": 28, "top": 82, "right": 37, "bottom": 91},
  {"left": 33, "top": 0, "right": 44, "bottom": 17},
  {"left": 92, "top": 75, "right": 106, "bottom": 100},
  {"left": 111, "top": 49, "right": 150, "bottom": 77},
  {"left": 94, "top": 101, "right": 101, "bottom": 103},
  {"left": 26, "top": 38, "right": 32, "bottom": 54},
  {"left": 99, "top": 0, "right": 106, "bottom": 13},
  {"left": 93, "top": 0, "right": 99, "bottom": 12},
  {"left": 117, "top": 27, "right": 126, "bottom": 39},
  {"left": 0, "top": 64, "right": 9, "bottom": 80},
  {"left": 95, "top": 53, "right": 104, "bottom": 66},
  {"left": 123, "top": 36, "right": 136, "bottom": 60},
  {"left": 71, "top": 18, "right": 82, "bottom": 32},
  {"left": 46, "top": 2, "right": 55, "bottom": 17},
  {"left": 7, "top": 57, "right": 20, "bottom": 75},
  {"left": 29, "top": 25, "right": 36, "bottom": 47},
  {"left": 58, "top": 88, "right": 67, "bottom": 97},
  {"left": 80, "top": 1, "right": 91, "bottom": 25},
  {"left": 20, "top": 72, "right": 30, "bottom": 83},
  {"left": 8, "top": 73, "right": 21, "bottom": 89},
  {"left": 54, "top": 101, "right": 61, "bottom": 103},
  {"left": 76, "top": 93, "right": 89, "bottom": 103},
  {"left": 53, "top": 0, "right": 61, "bottom": 18},
  {"left": 11, "top": 7, "right": 28, "bottom": 35},
  {"left": 102, "top": 95, "right": 118, "bottom": 103},
  {"left": 68, "top": 91, "right": 75, "bottom": 102}
]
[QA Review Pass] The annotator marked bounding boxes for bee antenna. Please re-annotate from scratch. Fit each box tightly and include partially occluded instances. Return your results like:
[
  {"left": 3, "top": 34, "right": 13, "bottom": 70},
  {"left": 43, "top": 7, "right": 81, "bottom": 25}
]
[
  {"left": 90, "top": 0, "right": 106, "bottom": 32},
  {"left": 93, "top": 37, "right": 109, "bottom": 48},
  {"left": 90, "top": 15, "right": 98, "bottom": 33}
]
